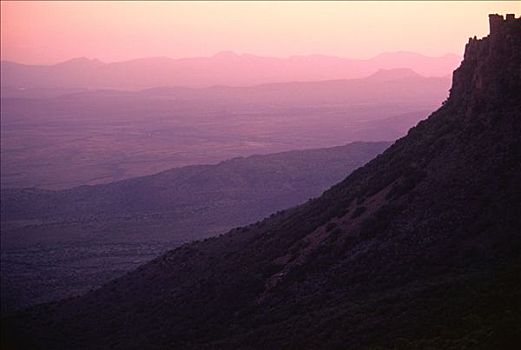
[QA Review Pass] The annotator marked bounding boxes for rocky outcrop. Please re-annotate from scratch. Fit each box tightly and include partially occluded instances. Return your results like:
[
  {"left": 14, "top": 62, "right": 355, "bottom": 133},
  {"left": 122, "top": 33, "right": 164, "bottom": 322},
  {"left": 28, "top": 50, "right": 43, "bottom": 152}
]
[{"left": 450, "top": 14, "right": 520, "bottom": 116}]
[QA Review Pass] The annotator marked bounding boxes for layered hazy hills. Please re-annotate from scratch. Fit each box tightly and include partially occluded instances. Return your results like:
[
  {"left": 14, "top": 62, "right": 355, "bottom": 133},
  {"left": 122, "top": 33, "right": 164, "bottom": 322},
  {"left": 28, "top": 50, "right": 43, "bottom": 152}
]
[
  {"left": 139, "top": 68, "right": 449, "bottom": 106},
  {"left": 0, "top": 51, "right": 459, "bottom": 89},
  {"left": 1, "top": 67, "right": 450, "bottom": 107},
  {"left": 3, "top": 16, "right": 518, "bottom": 349},
  {"left": 1, "top": 142, "right": 388, "bottom": 313},
  {"left": 1, "top": 141, "right": 390, "bottom": 248},
  {"left": 1, "top": 68, "right": 449, "bottom": 189}
]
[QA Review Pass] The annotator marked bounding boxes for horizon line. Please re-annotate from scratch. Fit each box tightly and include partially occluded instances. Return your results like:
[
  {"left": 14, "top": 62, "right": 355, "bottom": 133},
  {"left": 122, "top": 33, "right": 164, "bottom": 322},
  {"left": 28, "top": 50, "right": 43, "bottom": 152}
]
[{"left": 1, "top": 50, "right": 462, "bottom": 67}]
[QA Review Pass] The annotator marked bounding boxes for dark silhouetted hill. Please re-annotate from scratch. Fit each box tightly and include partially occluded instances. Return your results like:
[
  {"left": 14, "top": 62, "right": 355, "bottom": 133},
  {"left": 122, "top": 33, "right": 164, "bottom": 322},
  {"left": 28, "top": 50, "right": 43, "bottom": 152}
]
[{"left": 2, "top": 15, "right": 520, "bottom": 350}]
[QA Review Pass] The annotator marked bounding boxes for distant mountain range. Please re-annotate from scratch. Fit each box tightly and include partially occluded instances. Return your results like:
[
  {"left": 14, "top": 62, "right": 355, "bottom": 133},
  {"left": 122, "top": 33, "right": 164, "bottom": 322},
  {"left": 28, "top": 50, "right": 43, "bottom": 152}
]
[
  {"left": 2, "top": 15, "right": 518, "bottom": 349},
  {"left": 1, "top": 51, "right": 460, "bottom": 89}
]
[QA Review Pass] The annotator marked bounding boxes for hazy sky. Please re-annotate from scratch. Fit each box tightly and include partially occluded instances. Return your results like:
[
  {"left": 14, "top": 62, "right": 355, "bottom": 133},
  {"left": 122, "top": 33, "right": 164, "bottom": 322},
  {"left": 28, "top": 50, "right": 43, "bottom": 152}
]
[{"left": 1, "top": 1, "right": 519, "bottom": 64}]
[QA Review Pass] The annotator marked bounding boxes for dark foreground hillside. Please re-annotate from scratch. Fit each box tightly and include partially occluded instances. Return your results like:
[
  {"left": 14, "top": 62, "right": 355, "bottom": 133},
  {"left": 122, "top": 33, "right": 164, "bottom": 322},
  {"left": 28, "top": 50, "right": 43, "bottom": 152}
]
[{"left": 2, "top": 15, "right": 521, "bottom": 349}]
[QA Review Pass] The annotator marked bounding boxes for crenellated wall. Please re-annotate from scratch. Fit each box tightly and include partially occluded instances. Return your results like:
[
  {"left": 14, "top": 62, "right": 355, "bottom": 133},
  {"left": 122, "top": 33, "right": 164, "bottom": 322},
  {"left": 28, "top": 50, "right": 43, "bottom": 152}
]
[{"left": 489, "top": 13, "right": 520, "bottom": 35}]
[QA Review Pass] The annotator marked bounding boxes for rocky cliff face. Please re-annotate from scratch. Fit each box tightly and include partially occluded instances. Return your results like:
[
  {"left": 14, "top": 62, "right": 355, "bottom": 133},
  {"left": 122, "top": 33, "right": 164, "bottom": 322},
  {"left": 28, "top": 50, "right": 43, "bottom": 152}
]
[
  {"left": 2, "top": 15, "right": 521, "bottom": 350},
  {"left": 450, "top": 14, "right": 521, "bottom": 116}
]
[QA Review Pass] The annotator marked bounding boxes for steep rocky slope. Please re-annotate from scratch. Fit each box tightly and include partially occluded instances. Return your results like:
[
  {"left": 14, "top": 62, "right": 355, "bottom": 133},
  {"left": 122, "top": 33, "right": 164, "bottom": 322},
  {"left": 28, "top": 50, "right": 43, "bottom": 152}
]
[{"left": 2, "top": 15, "right": 520, "bottom": 349}]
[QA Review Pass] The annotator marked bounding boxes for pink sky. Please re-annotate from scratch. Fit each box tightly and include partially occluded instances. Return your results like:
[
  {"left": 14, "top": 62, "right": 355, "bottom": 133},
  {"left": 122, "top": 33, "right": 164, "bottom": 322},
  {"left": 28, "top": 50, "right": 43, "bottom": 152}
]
[{"left": 1, "top": 1, "right": 519, "bottom": 65}]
